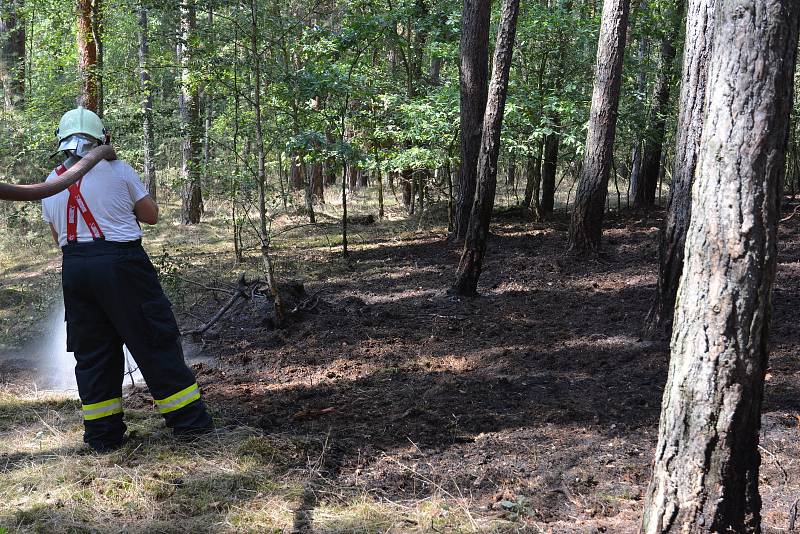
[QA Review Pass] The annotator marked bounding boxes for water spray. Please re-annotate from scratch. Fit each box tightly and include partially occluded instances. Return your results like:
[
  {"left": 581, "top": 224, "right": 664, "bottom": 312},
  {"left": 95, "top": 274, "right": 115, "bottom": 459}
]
[{"left": 35, "top": 300, "right": 143, "bottom": 395}]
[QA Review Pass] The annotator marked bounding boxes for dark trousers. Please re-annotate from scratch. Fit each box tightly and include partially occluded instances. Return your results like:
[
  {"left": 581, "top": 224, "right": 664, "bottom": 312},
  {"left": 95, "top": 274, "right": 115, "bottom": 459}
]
[{"left": 62, "top": 240, "right": 212, "bottom": 450}]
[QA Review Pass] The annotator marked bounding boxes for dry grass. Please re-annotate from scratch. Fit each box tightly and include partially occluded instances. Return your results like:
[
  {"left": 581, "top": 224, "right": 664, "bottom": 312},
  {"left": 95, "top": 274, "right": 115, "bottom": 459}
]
[
  {"left": 0, "top": 387, "right": 300, "bottom": 533},
  {"left": 0, "top": 386, "right": 522, "bottom": 534},
  {"left": 0, "top": 185, "right": 538, "bottom": 533}
]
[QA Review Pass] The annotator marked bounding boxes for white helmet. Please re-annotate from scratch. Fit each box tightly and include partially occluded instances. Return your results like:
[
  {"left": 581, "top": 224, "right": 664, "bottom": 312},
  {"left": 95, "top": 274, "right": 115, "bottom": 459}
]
[{"left": 54, "top": 107, "right": 107, "bottom": 158}]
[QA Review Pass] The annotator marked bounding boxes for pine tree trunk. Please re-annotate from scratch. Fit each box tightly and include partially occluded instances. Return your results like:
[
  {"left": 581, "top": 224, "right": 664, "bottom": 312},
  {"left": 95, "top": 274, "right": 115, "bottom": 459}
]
[
  {"left": 0, "top": 0, "right": 25, "bottom": 109},
  {"left": 523, "top": 139, "right": 543, "bottom": 212},
  {"left": 203, "top": 3, "right": 213, "bottom": 190},
  {"left": 567, "top": 0, "right": 631, "bottom": 252},
  {"left": 348, "top": 165, "right": 359, "bottom": 190},
  {"left": 453, "top": 0, "right": 490, "bottom": 240},
  {"left": 628, "top": 0, "right": 649, "bottom": 202},
  {"left": 401, "top": 168, "right": 413, "bottom": 208},
  {"left": 301, "top": 156, "right": 315, "bottom": 223},
  {"left": 76, "top": 0, "right": 98, "bottom": 111},
  {"left": 641, "top": 2, "right": 800, "bottom": 531},
  {"left": 178, "top": 0, "right": 202, "bottom": 224},
  {"left": 138, "top": 4, "right": 157, "bottom": 200},
  {"left": 291, "top": 159, "right": 303, "bottom": 190},
  {"left": 634, "top": 0, "right": 682, "bottom": 209},
  {"left": 312, "top": 162, "right": 325, "bottom": 203},
  {"left": 506, "top": 154, "right": 516, "bottom": 188},
  {"left": 643, "top": 0, "right": 716, "bottom": 337},
  {"left": 540, "top": 118, "right": 560, "bottom": 216},
  {"left": 453, "top": 0, "right": 520, "bottom": 296}
]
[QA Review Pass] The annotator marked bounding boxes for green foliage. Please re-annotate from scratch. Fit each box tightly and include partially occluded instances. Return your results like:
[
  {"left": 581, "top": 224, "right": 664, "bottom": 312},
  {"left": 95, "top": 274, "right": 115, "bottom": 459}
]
[{"left": 0, "top": 0, "right": 741, "bottom": 224}]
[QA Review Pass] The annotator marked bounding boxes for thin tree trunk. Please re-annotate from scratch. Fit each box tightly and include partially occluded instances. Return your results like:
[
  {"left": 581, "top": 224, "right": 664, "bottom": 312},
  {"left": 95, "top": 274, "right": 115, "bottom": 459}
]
[
  {"left": 643, "top": 0, "right": 716, "bottom": 337},
  {"left": 540, "top": 119, "right": 560, "bottom": 216},
  {"left": 642, "top": 2, "right": 800, "bottom": 530},
  {"left": 453, "top": 0, "right": 520, "bottom": 296},
  {"left": 522, "top": 140, "right": 544, "bottom": 211},
  {"left": 311, "top": 162, "right": 324, "bottom": 203},
  {"left": 179, "top": 0, "right": 203, "bottom": 224},
  {"left": 401, "top": 168, "right": 413, "bottom": 208},
  {"left": 76, "top": 0, "right": 98, "bottom": 111},
  {"left": 291, "top": 159, "right": 303, "bottom": 190},
  {"left": 523, "top": 139, "right": 543, "bottom": 212},
  {"left": 277, "top": 150, "right": 287, "bottom": 210},
  {"left": 629, "top": 0, "right": 648, "bottom": 201},
  {"left": 377, "top": 168, "right": 384, "bottom": 220},
  {"left": 0, "top": 0, "right": 25, "bottom": 109},
  {"left": 137, "top": 4, "right": 156, "bottom": 200},
  {"left": 203, "top": 3, "right": 214, "bottom": 193},
  {"left": 634, "top": 0, "right": 682, "bottom": 209},
  {"left": 91, "top": 0, "right": 103, "bottom": 116},
  {"left": 249, "top": 0, "right": 284, "bottom": 323},
  {"left": 231, "top": 17, "right": 241, "bottom": 263},
  {"left": 301, "top": 155, "right": 316, "bottom": 223},
  {"left": 567, "top": 0, "right": 631, "bottom": 252},
  {"left": 453, "top": 0, "right": 490, "bottom": 240},
  {"left": 341, "top": 160, "right": 348, "bottom": 256}
]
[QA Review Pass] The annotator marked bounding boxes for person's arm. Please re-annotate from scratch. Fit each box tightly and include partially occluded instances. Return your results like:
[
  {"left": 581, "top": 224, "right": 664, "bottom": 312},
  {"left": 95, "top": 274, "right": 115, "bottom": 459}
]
[
  {"left": 134, "top": 196, "right": 159, "bottom": 225},
  {"left": 0, "top": 145, "right": 116, "bottom": 201},
  {"left": 49, "top": 223, "right": 59, "bottom": 245}
]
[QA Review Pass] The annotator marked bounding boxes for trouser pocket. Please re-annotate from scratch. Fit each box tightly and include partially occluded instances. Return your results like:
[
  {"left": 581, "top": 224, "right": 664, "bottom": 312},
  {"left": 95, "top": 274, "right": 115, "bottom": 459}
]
[{"left": 141, "top": 295, "right": 180, "bottom": 346}]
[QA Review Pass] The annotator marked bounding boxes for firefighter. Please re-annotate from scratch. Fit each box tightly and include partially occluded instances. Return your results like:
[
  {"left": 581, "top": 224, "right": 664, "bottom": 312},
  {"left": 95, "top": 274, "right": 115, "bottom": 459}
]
[{"left": 42, "top": 107, "right": 213, "bottom": 452}]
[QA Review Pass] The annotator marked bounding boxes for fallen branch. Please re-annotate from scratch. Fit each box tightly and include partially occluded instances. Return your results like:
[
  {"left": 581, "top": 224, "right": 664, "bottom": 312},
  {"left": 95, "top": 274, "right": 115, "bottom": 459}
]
[
  {"left": 182, "top": 274, "right": 255, "bottom": 336},
  {"left": 781, "top": 204, "right": 800, "bottom": 223},
  {"left": 290, "top": 287, "right": 335, "bottom": 314}
]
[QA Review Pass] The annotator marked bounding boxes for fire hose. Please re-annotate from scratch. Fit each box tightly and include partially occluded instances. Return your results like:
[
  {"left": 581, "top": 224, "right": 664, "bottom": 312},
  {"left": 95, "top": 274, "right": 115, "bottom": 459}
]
[{"left": 0, "top": 145, "right": 117, "bottom": 201}]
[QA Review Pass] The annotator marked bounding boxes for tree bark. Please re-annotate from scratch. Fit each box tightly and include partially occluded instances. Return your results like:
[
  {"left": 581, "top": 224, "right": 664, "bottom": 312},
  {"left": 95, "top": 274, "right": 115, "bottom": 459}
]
[
  {"left": 249, "top": 0, "right": 284, "bottom": 323},
  {"left": 633, "top": 0, "right": 682, "bottom": 209},
  {"left": 0, "top": 0, "right": 25, "bottom": 109},
  {"left": 401, "top": 168, "right": 413, "bottom": 208},
  {"left": 347, "top": 165, "right": 359, "bottom": 190},
  {"left": 629, "top": 0, "right": 649, "bottom": 201},
  {"left": 641, "top": 2, "right": 800, "bottom": 531},
  {"left": 178, "top": 0, "right": 203, "bottom": 224},
  {"left": 453, "top": 0, "right": 520, "bottom": 296},
  {"left": 291, "top": 159, "right": 304, "bottom": 190},
  {"left": 453, "top": 0, "right": 490, "bottom": 241},
  {"left": 567, "top": 0, "right": 631, "bottom": 252},
  {"left": 92, "top": 0, "right": 103, "bottom": 116},
  {"left": 311, "top": 162, "right": 325, "bottom": 203},
  {"left": 137, "top": 4, "right": 157, "bottom": 200},
  {"left": 76, "top": 0, "right": 98, "bottom": 111},
  {"left": 540, "top": 118, "right": 560, "bottom": 216},
  {"left": 643, "top": 0, "right": 716, "bottom": 337},
  {"left": 523, "top": 139, "right": 543, "bottom": 213}
]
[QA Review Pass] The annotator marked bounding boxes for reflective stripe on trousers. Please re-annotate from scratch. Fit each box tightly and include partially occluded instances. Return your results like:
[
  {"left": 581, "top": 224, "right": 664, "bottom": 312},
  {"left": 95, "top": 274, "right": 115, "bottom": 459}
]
[
  {"left": 154, "top": 383, "right": 201, "bottom": 414},
  {"left": 83, "top": 397, "right": 123, "bottom": 421}
]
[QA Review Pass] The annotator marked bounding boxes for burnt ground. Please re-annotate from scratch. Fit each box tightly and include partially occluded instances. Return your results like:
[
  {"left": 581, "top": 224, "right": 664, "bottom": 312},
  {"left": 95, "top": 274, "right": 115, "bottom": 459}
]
[
  {"left": 145, "top": 209, "right": 798, "bottom": 532},
  {"left": 4, "top": 208, "right": 798, "bottom": 532}
]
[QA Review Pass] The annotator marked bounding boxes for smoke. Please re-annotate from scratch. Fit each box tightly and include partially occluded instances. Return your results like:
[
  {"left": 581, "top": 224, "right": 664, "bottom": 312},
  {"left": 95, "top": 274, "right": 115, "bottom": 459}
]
[{"left": 35, "top": 301, "right": 143, "bottom": 393}]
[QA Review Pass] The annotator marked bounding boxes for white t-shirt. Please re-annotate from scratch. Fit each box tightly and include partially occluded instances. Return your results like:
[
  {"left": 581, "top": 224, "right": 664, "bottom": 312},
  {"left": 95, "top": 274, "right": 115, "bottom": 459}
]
[{"left": 42, "top": 159, "right": 150, "bottom": 247}]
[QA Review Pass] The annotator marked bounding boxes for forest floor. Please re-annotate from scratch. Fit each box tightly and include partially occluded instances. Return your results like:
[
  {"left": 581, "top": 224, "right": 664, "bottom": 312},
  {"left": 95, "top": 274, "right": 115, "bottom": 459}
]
[{"left": 1, "top": 197, "right": 799, "bottom": 533}]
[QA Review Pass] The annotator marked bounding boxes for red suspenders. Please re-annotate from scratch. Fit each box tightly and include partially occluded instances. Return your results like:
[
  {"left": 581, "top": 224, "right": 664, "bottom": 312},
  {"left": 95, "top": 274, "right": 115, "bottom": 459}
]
[{"left": 55, "top": 164, "right": 105, "bottom": 243}]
